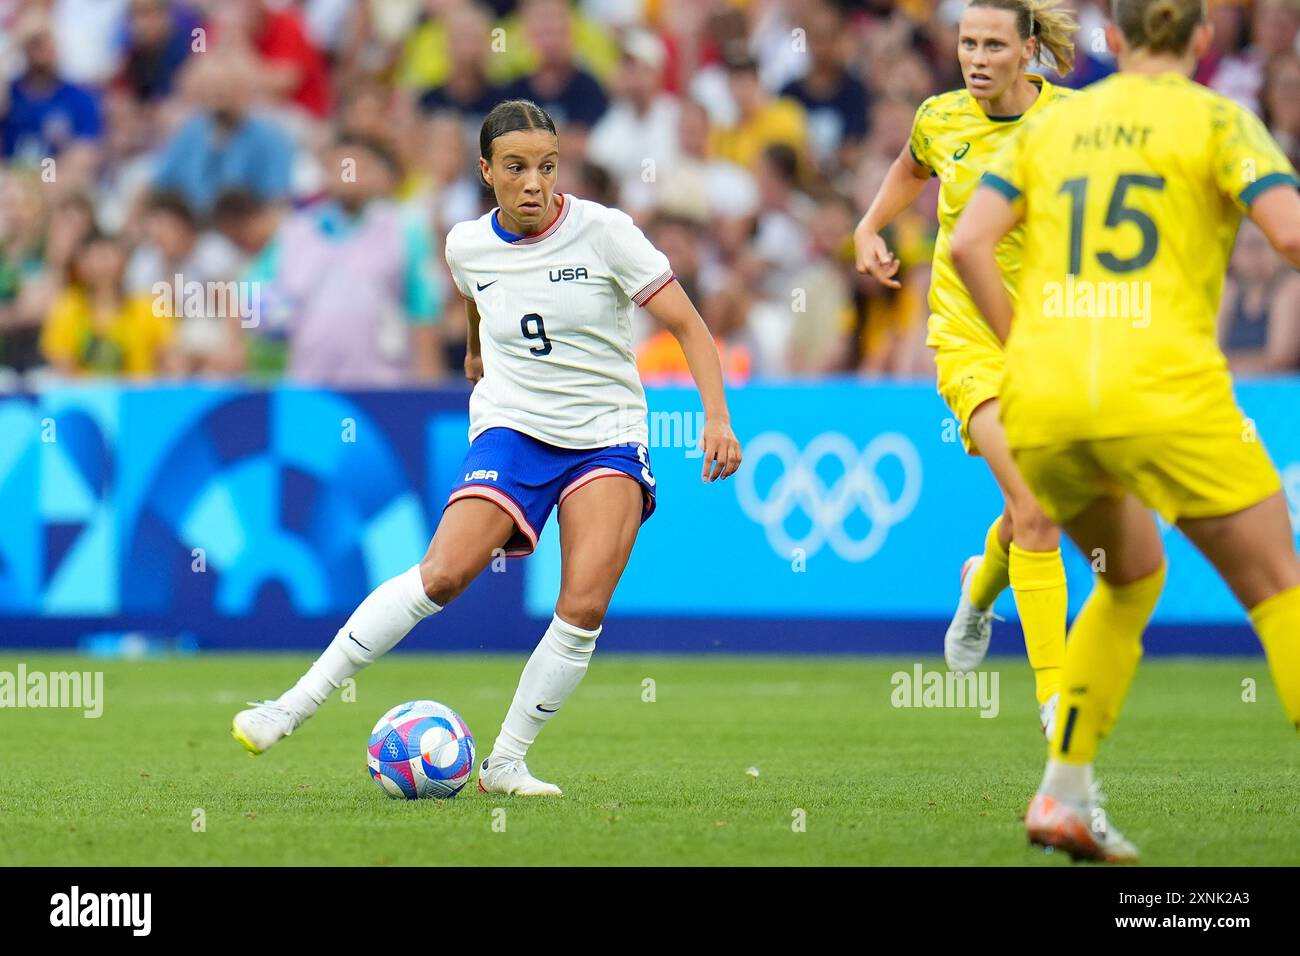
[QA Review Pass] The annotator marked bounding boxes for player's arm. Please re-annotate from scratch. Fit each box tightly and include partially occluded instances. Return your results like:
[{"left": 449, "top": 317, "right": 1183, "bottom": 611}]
[
  {"left": 1247, "top": 185, "right": 1300, "bottom": 270},
  {"left": 464, "top": 298, "right": 483, "bottom": 384},
  {"left": 852, "top": 143, "right": 932, "bottom": 289},
  {"left": 644, "top": 280, "right": 741, "bottom": 481},
  {"left": 950, "top": 183, "right": 1021, "bottom": 343}
]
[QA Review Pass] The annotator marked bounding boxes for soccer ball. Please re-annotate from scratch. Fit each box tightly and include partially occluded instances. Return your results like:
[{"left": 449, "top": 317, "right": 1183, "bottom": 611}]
[{"left": 367, "top": 700, "right": 476, "bottom": 799}]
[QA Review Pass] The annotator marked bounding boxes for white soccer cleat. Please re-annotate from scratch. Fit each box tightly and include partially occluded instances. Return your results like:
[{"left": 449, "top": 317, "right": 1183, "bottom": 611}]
[
  {"left": 1039, "top": 692, "right": 1059, "bottom": 740},
  {"left": 231, "top": 700, "right": 300, "bottom": 755},
  {"left": 1025, "top": 789, "right": 1140, "bottom": 863},
  {"left": 476, "top": 756, "right": 563, "bottom": 797},
  {"left": 944, "top": 555, "right": 994, "bottom": 672}
]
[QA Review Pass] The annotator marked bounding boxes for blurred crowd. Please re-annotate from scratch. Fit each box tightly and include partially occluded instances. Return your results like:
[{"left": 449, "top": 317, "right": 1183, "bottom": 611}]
[{"left": 1, "top": 0, "right": 1298, "bottom": 389}]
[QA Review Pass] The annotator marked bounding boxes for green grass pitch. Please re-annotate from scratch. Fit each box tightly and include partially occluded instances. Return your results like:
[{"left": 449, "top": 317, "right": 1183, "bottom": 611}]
[{"left": 1, "top": 653, "right": 1296, "bottom": 866}]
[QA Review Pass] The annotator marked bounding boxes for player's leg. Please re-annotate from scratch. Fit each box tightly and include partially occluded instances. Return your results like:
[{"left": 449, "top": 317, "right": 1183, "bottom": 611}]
[
  {"left": 935, "top": 346, "right": 1014, "bottom": 672},
  {"left": 480, "top": 475, "right": 643, "bottom": 796},
  {"left": 232, "top": 499, "right": 514, "bottom": 754},
  {"left": 1179, "top": 491, "right": 1300, "bottom": 732},
  {"left": 1025, "top": 491, "right": 1165, "bottom": 862},
  {"left": 963, "top": 400, "right": 1067, "bottom": 720}
]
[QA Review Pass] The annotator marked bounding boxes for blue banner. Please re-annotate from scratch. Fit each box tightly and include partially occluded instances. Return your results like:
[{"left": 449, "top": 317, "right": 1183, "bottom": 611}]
[{"left": 1, "top": 381, "right": 1296, "bottom": 652}]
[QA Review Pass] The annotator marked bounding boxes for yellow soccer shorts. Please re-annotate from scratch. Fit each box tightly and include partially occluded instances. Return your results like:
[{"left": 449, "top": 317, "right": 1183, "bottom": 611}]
[
  {"left": 1012, "top": 425, "right": 1283, "bottom": 526},
  {"left": 931, "top": 327, "right": 1004, "bottom": 455}
]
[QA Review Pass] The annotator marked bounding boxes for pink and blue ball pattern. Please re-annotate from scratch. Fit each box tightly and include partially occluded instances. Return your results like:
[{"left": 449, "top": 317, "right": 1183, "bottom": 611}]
[{"left": 367, "top": 700, "right": 476, "bottom": 799}]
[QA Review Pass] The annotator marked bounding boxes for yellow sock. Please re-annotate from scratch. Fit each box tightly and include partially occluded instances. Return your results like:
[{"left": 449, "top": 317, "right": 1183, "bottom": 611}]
[
  {"left": 1051, "top": 564, "right": 1166, "bottom": 764},
  {"left": 1009, "top": 544, "right": 1067, "bottom": 705},
  {"left": 968, "top": 517, "right": 1010, "bottom": 610},
  {"left": 1249, "top": 584, "right": 1300, "bottom": 732}
]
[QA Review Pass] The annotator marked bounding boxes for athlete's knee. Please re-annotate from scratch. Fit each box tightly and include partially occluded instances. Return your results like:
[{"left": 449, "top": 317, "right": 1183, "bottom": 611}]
[
  {"left": 419, "top": 558, "right": 477, "bottom": 607},
  {"left": 1008, "top": 498, "right": 1058, "bottom": 550},
  {"left": 554, "top": 593, "right": 608, "bottom": 632},
  {"left": 1238, "top": 549, "right": 1300, "bottom": 610},
  {"left": 1096, "top": 561, "right": 1167, "bottom": 614}
]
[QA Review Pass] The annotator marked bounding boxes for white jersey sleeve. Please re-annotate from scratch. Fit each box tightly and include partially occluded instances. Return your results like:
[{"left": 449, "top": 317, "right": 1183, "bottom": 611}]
[
  {"left": 601, "top": 208, "right": 675, "bottom": 307},
  {"left": 443, "top": 227, "right": 474, "bottom": 300}
]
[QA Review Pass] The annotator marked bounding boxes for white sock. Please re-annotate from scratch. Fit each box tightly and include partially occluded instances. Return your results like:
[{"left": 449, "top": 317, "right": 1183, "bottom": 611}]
[
  {"left": 277, "top": 565, "right": 441, "bottom": 721},
  {"left": 490, "top": 614, "right": 600, "bottom": 762},
  {"left": 1041, "top": 759, "right": 1094, "bottom": 805}
]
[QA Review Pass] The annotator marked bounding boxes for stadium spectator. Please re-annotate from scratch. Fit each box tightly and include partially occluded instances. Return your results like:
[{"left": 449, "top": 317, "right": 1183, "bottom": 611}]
[
  {"left": 586, "top": 29, "right": 680, "bottom": 218},
  {"left": 499, "top": 0, "right": 610, "bottom": 133},
  {"left": 41, "top": 230, "right": 174, "bottom": 378},
  {"left": 3, "top": 192, "right": 96, "bottom": 377},
  {"left": 50, "top": 0, "right": 131, "bottom": 87},
  {"left": 749, "top": 142, "right": 815, "bottom": 367},
  {"left": 117, "top": 0, "right": 201, "bottom": 105},
  {"left": 0, "top": 168, "right": 50, "bottom": 378},
  {"left": 656, "top": 98, "right": 758, "bottom": 224},
  {"left": 211, "top": 0, "right": 333, "bottom": 120},
  {"left": 1263, "top": 52, "right": 1300, "bottom": 170},
  {"left": 245, "top": 134, "right": 443, "bottom": 387},
  {"left": 211, "top": 189, "right": 283, "bottom": 258},
  {"left": 1254, "top": 0, "right": 1300, "bottom": 61},
  {"left": 402, "top": 111, "right": 484, "bottom": 237},
  {"left": 786, "top": 191, "right": 855, "bottom": 375},
  {"left": 638, "top": 212, "right": 754, "bottom": 385},
  {"left": 400, "top": 0, "right": 512, "bottom": 92},
  {"left": 709, "top": 49, "right": 808, "bottom": 173},
  {"left": 1198, "top": 0, "right": 1268, "bottom": 112},
  {"left": 779, "top": 2, "right": 871, "bottom": 173},
  {"left": 152, "top": 52, "right": 295, "bottom": 214},
  {"left": 1219, "top": 222, "right": 1300, "bottom": 374},
  {"left": 1, "top": 11, "right": 104, "bottom": 163},
  {"left": 125, "top": 191, "right": 244, "bottom": 376},
  {"left": 416, "top": 2, "right": 507, "bottom": 129},
  {"left": 1052, "top": 0, "right": 1118, "bottom": 88}
]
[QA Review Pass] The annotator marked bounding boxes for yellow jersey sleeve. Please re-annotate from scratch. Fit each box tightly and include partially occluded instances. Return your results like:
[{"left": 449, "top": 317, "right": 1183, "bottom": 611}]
[
  {"left": 1211, "top": 99, "right": 1300, "bottom": 210},
  {"left": 908, "top": 98, "right": 936, "bottom": 174}
]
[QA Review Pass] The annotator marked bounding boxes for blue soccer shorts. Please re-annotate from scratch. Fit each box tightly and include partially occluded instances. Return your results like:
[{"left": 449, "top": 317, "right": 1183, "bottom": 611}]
[{"left": 444, "top": 427, "right": 657, "bottom": 556}]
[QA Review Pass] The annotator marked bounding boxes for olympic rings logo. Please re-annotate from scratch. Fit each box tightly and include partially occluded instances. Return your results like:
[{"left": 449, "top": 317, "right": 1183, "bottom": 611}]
[{"left": 736, "top": 431, "right": 923, "bottom": 562}]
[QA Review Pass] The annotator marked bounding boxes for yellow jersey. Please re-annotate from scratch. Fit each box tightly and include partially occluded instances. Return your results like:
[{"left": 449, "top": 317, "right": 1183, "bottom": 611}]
[
  {"left": 983, "top": 72, "right": 1300, "bottom": 447},
  {"left": 41, "top": 289, "right": 174, "bottom": 378},
  {"left": 910, "top": 74, "right": 1072, "bottom": 352}
]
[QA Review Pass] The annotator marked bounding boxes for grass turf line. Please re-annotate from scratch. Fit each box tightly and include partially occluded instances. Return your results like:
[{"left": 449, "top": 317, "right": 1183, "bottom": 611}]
[{"left": 0, "top": 654, "right": 1295, "bottom": 866}]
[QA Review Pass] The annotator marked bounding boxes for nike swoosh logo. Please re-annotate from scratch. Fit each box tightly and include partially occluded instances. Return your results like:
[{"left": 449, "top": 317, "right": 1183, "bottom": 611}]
[
  {"left": 476, "top": 280, "right": 498, "bottom": 291},
  {"left": 535, "top": 704, "right": 558, "bottom": 713},
  {"left": 347, "top": 631, "right": 370, "bottom": 652}
]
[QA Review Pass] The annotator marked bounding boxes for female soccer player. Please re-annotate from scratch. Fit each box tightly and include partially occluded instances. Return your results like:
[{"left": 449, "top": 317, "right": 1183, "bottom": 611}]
[
  {"left": 233, "top": 99, "right": 742, "bottom": 796},
  {"left": 852, "top": 0, "right": 1076, "bottom": 732},
  {"left": 952, "top": 0, "right": 1300, "bottom": 861}
]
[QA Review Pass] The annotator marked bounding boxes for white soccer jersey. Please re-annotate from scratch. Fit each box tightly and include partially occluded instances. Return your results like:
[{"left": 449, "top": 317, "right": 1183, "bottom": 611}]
[{"left": 444, "top": 194, "right": 674, "bottom": 449}]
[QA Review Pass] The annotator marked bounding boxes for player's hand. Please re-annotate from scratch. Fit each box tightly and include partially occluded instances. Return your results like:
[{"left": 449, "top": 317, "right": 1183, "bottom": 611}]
[
  {"left": 464, "top": 353, "right": 483, "bottom": 384},
  {"left": 854, "top": 231, "right": 902, "bottom": 289},
  {"left": 700, "top": 418, "right": 741, "bottom": 482}
]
